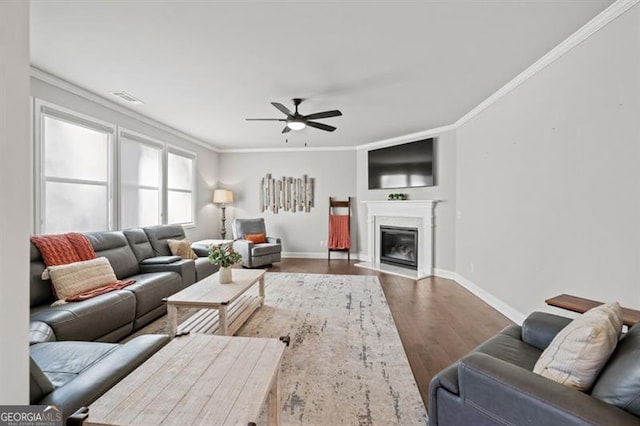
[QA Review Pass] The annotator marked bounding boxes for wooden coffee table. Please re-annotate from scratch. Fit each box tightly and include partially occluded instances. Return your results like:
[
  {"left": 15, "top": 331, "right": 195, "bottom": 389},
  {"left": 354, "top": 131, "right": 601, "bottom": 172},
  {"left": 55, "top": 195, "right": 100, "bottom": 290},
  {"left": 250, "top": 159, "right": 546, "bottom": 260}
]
[
  {"left": 165, "top": 268, "right": 266, "bottom": 337},
  {"left": 84, "top": 334, "right": 285, "bottom": 425}
]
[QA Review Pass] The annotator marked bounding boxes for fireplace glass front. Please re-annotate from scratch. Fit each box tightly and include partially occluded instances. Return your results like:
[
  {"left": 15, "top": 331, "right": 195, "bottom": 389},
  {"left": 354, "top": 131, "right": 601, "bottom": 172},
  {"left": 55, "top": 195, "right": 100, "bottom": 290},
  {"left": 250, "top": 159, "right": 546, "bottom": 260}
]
[{"left": 380, "top": 226, "right": 418, "bottom": 270}]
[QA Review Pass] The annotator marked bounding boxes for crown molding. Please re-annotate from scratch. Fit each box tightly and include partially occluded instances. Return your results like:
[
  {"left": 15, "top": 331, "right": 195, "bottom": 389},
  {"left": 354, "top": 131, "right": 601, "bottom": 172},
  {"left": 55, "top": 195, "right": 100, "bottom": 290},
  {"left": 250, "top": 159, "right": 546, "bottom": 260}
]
[
  {"left": 356, "top": 124, "right": 457, "bottom": 151},
  {"left": 455, "top": 0, "right": 639, "bottom": 128},
  {"left": 221, "top": 145, "right": 356, "bottom": 153},
  {"left": 30, "top": 67, "right": 220, "bottom": 152}
]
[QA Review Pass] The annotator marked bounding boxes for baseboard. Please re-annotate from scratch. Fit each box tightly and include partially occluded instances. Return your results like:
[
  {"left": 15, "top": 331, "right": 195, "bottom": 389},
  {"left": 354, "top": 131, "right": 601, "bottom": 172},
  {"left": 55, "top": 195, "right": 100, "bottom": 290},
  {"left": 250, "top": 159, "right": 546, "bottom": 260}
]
[
  {"left": 433, "top": 268, "right": 457, "bottom": 280},
  {"left": 453, "top": 273, "right": 526, "bottom": 325},
  {"left": 282, "top": 251, "right": 360, "bottom": 260}
]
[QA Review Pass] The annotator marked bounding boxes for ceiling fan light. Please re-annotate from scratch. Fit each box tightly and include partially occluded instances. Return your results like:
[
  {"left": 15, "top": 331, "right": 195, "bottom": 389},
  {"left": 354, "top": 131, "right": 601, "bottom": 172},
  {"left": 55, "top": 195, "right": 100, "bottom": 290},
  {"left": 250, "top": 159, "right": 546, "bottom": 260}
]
[{"left": 287, "top": 120, "right": 306, "bottom": 131}]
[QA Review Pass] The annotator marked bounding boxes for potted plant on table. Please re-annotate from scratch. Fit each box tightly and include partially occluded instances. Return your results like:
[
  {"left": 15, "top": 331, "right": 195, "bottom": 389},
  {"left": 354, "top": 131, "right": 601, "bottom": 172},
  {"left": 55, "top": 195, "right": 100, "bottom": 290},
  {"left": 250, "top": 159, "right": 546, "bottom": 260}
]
[{"left": 208, "top": 244, "right": 243, "bottom": 284}]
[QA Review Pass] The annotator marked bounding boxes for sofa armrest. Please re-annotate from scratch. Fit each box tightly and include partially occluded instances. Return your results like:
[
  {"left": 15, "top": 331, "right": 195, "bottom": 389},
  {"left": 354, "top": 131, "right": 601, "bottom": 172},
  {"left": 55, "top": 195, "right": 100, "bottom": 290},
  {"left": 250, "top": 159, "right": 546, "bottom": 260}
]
[
  {"left": 266, "top": 236, "right": 281, "bottom": 244},
  {"left": 458, "top": 352, "right": 638, "bottom": 426},
  {"left": 30, "top": 321, "right": 56, "bottom": 345},
  {"left": 521, "top": 311, "right": 572, "bottom": 350},
  {"left": 139, "top": 256, "right": 181, "bottom": 265},
  {"left": 40, "top": 334, "right": 169, "bottom": 421},
  {"left": 140, "top": 259, "right": 196, "bottom": 287}
]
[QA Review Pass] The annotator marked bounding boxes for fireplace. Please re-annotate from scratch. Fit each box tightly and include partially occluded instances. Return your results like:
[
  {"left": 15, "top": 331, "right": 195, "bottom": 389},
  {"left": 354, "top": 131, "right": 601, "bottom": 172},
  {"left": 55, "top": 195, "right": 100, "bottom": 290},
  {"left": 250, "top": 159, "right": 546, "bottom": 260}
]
[{"left": 380, "top": 226, "right": 418, "bottom": 270}]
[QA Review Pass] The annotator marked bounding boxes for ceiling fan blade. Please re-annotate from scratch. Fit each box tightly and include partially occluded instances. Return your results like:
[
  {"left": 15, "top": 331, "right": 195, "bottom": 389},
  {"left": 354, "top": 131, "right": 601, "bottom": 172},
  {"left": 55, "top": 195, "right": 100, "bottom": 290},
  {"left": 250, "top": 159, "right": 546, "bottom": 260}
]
[
  {"left": 307, "top": 121, "right": 336, "bottom": 132},
  {"left": 281, "top": 126, "right": 291, "bottom": 134},
  {"left": 303, "top": 110, "right": 342, "bottom": 120},
  {"left": 245, "top": 118, "right": 287, "bottom": 121},
  {"left": 271, "top": 102, "right": 293, "bottom": 117}
]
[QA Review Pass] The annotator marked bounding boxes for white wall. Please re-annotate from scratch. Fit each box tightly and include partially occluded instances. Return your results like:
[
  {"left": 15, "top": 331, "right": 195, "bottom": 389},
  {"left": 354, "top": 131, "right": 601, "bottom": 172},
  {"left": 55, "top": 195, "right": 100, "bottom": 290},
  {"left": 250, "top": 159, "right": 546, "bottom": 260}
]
[
  {"left": 456, "top": 4, "right": 640, "bottom": 317},
  {"left": 355, "top": 129, "right": 457, "bottom": 271},
  {"left": 0, "top": 0, "right": 30, "bottom": 403},
  {"left": 30, "top": 77, "right": 220, "bottom": 241},
  {"left": 219, "top": 150, "right": 357, "bottom": 255}
]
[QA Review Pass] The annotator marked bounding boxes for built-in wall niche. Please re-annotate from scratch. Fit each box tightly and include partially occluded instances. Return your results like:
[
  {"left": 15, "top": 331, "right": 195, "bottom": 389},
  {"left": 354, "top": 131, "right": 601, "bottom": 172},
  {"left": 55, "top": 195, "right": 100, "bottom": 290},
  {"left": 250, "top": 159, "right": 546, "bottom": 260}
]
[{"left": 260, "top": 173, "right": 314, "bottom": 214}]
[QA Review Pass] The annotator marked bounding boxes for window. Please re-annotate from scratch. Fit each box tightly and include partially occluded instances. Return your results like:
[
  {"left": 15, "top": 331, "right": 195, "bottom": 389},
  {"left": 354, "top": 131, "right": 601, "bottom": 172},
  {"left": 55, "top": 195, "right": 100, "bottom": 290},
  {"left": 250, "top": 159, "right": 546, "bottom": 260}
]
[
  {"left": 38, "top": 104, "right": 114, "bottom": 233},
  {"left": 119, "top": 132, "right": 163, "bottom": 229},
  {"left": 167, "top": 149, "right": 195, "bottom": 225},
  {"left": 35, "top": 101, "right": 199, "bottom": 233}
]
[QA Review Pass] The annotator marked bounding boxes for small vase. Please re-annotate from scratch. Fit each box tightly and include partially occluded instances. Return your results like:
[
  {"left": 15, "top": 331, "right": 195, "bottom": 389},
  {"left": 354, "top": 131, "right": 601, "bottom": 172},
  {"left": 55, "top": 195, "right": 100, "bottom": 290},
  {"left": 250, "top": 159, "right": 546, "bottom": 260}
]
[{"left": 219, "top": 266, "right": 232, "bottom": 284}]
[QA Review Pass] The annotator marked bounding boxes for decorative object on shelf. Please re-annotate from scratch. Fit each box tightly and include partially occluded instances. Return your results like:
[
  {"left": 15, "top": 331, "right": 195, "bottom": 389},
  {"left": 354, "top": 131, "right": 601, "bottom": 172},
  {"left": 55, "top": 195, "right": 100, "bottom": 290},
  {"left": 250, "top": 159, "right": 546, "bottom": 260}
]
[
  {"left": 387, "top": 193, "right": 408, "bottom": 200},
  {"left": 260, "top": 173, "right": 314, "bottom": 214},
  {"left": 213, "top": 189, "right": 234, "bottom": 239},
  {"left": 208, "top": 244, "right": 242, "bottom": 284}
]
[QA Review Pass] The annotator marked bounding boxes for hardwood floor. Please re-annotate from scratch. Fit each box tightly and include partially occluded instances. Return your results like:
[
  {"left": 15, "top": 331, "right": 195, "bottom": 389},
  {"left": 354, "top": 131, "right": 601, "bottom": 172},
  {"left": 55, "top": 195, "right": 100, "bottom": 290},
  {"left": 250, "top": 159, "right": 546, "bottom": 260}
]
[{"left": 266, "top": 258, "right": 513, "bottom": 410}]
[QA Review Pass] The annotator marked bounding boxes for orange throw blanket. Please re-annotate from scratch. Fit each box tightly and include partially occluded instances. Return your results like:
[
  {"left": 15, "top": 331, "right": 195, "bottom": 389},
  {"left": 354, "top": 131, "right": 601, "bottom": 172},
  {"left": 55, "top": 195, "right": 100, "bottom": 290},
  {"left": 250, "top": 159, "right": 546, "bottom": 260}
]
[
  {"left": 329, "top": 215, "right": 351, "bottom": 249},
  {"left": 30, "top": 233, "right": 135, "bottom": 302}
]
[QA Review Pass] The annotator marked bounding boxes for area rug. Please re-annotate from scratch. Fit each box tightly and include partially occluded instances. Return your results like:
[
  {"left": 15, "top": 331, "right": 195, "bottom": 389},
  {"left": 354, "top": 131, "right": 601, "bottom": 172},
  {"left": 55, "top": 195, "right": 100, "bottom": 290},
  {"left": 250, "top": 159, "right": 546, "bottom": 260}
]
[{"left": 132, "top": 272, "right": 428, "bottom": 425}]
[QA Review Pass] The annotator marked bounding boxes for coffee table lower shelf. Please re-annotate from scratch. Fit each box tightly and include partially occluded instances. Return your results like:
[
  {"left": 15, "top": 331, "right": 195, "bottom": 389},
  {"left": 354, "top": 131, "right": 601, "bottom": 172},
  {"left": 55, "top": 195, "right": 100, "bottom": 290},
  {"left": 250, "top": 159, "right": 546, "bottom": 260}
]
[{"left": 177, "top": 294, "right": 263, "bottom": 336}]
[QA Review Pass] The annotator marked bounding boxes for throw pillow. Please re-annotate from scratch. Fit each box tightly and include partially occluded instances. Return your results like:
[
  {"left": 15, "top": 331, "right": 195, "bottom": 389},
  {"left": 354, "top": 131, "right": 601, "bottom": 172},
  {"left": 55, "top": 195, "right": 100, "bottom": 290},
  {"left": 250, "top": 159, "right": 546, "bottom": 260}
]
[
  {"left": 533, "top": 301, "right": 623, "bottom": 391},
  {"left": 167, "top": 239, "right": 198, "bottom": 260},
  {"left": 48, "top": 257, "right": 117, "bottom": 302},
  {"left": 244, "top": 233, "right": 266, "bottom": 244},
  {"left": 591, "top": 322, "right": 640, "bottom": 416}
]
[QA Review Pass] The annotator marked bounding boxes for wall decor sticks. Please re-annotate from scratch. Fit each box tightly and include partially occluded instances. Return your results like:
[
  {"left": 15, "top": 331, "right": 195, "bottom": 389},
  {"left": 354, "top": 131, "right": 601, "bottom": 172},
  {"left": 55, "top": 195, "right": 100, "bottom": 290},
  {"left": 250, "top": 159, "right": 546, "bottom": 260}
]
[{"left": 260, "top": 173, "right": 314, "bottom": 213}]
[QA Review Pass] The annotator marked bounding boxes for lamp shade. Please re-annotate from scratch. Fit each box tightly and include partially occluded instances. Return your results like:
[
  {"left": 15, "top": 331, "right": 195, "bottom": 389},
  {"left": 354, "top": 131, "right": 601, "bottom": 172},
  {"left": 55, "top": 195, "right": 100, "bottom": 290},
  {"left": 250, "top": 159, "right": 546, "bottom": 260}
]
[{"left": 213, "top": 189, "right": 233, "bottom": 204}]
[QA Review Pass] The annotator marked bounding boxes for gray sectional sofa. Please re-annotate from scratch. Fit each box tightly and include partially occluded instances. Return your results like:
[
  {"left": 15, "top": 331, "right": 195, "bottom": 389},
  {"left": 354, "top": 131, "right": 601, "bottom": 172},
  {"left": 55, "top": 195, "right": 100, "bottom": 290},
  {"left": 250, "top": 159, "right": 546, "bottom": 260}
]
[
  {"left": 30, "top": 225, "right": 218, "bottom": 342},
  {"left": 29, "top": 224, "right": 218, "bottom": 422}
]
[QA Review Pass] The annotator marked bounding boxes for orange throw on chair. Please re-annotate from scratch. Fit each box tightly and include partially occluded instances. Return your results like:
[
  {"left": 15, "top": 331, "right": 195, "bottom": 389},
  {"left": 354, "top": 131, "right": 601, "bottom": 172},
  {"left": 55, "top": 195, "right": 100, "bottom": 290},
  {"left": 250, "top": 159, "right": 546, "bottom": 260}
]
[{"left": 329, "top": 215, "right": 351, "bottom": 249}]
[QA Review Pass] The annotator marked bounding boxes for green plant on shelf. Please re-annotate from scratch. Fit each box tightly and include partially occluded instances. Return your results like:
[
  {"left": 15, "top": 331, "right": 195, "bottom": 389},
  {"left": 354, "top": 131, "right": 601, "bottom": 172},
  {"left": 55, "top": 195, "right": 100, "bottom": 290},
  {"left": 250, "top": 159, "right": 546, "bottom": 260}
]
[{"left": 388, "top": 193, "right": 407, "bottom": 200}]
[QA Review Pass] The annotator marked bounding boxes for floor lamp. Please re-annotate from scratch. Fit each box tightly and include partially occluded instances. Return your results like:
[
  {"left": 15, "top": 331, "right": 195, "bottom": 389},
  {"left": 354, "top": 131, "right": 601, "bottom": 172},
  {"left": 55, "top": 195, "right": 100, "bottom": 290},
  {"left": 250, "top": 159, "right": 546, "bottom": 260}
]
[{"left": 213, "top": 189, "right": 234, "bottom": 239}]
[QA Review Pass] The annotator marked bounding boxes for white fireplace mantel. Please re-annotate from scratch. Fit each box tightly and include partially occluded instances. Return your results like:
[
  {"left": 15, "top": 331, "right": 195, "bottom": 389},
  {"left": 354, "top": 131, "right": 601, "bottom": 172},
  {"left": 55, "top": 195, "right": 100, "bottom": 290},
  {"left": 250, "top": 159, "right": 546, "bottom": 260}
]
[{"left": 356, "top": 200, "right": 437, "bottom": 280}]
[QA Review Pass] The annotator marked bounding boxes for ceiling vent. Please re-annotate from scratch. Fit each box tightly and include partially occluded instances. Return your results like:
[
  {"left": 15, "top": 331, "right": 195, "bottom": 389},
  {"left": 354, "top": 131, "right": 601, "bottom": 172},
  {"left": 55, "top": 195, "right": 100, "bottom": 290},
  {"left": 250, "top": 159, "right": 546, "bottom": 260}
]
[{"left": 110, "top": 91, "right": 145, "bottom": 105}]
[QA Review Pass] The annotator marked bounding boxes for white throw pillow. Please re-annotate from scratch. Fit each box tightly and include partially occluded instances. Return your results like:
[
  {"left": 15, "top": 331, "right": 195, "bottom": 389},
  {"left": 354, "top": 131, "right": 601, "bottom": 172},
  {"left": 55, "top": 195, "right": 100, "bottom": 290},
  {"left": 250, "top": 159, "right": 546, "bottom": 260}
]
[
  {"left": 48, "top": 257, "right": 117, "bottom": 303},
  {"left": 533, "top": 301, "right": 623, "bottom": 391}
]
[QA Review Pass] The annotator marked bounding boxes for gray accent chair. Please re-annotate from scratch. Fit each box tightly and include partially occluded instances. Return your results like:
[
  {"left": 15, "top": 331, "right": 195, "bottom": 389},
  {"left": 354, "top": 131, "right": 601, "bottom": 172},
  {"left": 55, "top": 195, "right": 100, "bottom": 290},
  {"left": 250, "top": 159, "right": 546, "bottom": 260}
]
[
  {"left": 142, "top": 224, "right": 218, "bottom": 281},
  {"left": 232, "top": 218, "right": 282, "bottom": 268},
  {"left": 429, "top": 312, "right": 640, "bottom": 425},
  {"left": 29, "top": 321, "right": 168, "bottom": 422}
]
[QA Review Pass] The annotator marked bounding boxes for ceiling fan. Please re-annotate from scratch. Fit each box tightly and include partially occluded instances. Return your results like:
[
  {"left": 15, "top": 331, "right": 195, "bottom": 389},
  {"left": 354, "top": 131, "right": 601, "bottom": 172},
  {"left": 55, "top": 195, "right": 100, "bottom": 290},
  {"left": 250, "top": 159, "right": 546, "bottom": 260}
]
[{"left": 246, "top": 98, "right": 342, "bottom": 133}]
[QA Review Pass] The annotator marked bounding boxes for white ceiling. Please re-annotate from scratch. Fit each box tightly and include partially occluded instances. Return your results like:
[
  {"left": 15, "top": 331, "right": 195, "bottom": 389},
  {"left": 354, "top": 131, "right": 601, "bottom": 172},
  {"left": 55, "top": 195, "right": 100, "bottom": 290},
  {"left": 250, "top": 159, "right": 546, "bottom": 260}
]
[{"left": 30, "top": 1, "right": 613, "bottom": 150}]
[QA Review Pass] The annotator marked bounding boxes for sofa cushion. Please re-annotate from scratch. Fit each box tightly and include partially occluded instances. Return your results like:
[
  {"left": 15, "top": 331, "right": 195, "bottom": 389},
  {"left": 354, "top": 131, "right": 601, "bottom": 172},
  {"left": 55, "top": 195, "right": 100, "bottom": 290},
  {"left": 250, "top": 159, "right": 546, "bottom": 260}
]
[
  {"left": 591, "top": 322, "right": 640, "bottom": 416},
  {"left": 31, "top": 341, "right": 120, "bottom": 388},
  {"left": 533, "top": 302, "right": 623, "bottom": 391},
  {"left": 143, "top": 224, "right": 186, "bottom": 256},
  {"left": 85, "top": 232, "right": 140, "bottom": 279},
  {"left": 47, "top": 257, "right": 117, "bottom": 301},
  {"left": 30, "top": 290, "right": 136, "bottom": 342},
  {"left": 474, "top": 325, "right": 542, "bottom": 371},
  {"left": 123, "top": 228, "right": 155, "bottom": 262},
  {"left": 30, "top": 243, "right": 55, "bottom": 307},
  {"left": 167, "top": 238, "right": 198, "bottom": 260},
  {"left": 522, "top": 311, "right": 573, "bottom": 351},
  {"left": 251, "top": 243, "right": 281, "bottom": 257},
  {"left": 123, "top": 272, "right": 181, "bottom": 318}
]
